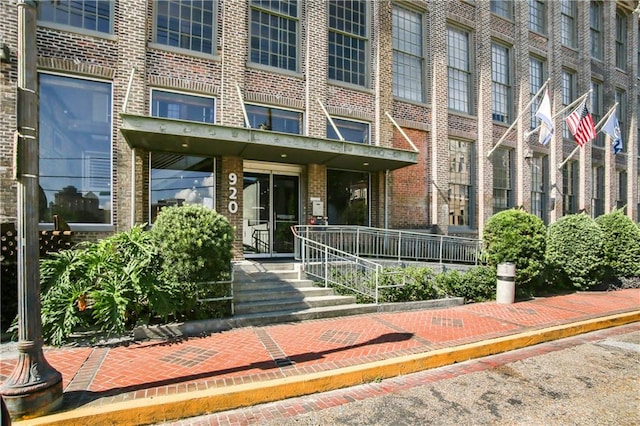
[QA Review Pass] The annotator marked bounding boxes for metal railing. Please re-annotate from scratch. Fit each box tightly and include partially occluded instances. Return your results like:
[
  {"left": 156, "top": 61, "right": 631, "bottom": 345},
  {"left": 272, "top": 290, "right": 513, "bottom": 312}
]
[{"left": 292, "top": 225, "right": 482, "bottom": 304}]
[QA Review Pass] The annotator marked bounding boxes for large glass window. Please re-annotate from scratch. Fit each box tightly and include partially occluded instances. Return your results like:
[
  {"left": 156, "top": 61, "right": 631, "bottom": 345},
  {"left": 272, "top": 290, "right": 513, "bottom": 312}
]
[
  {"left": 561, "top": 69, "right": 576, "bottom": 139},
  {"left": 592, "top": 166, "right": 604, "bottom": 217},
  {"left": 249, "top": 0, "right": 299, "bottom": 71},
  {"left": 447, "top": 26, "right": 472, "bottom": 114},
  {"left": 150, "top": 90, "right": 216, "bottom": 223},
  {"left": 392, "top": 5, "right": 424, "bottom": 103},
  {"left": 615, "top": 11, "right": 627, "bottom": 70},
  {"left": 560, "top": 0, "right": 576, "bottom": 48},
  {"left": 529, "top": 56, "right": 545, "bottom": 129},
  {"left": 590, "top": 2, "right": 603, "bottom": 60},
  {"left": 328, "top": 0, "right": 368, "bottom": 87},
  {"left": 531, "top": 155, "right": 548, "bottom": 224},
  {"left": 449, "top": 139, "right": 473, "bottom": 227},
  {"left": 615, "top": 89, "right": 626, "bottom": 151},
  {"left": 327, "top": 118, "right": 370, "bottom": 144},
  {"left": 528, "top": 0, "right": 546, "bottom": 34},
  {"left": 39, "top": 74, "right": 112, "bottom": 224},
  {"left": 38, "top": 0, "right": 112, "bottom": 34},
  {"left": 327, "top": 170, "right": 369, "bottom": 226},
  {"left": 246, "top": 105, "right": 302, "bottom": 134},
  {"left": 492, "top": 43, "right": 511, "bottom": 123},
  {"left": 491, "top": 0, "right": 512, "bottom": 19},
  {"left": 492, "top": 148, "right": 513, "bottom": 214},
  {"left": 591, "top": 81, "right": 604, "bottom": 147},
  {"left": 617, "top": 170, "right": 627, "bottom": 211},
  {"left": 155, "top": 0, "right": 216, "bottom": 55},
  {"left": 562, "top": 161, "right": 578, "bottom": 214}
]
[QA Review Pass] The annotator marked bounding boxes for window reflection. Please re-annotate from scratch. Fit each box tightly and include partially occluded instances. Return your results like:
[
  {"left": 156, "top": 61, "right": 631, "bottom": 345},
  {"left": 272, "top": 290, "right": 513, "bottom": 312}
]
[
  {"left": 327, "top": 170, "right": 369, "bottom": 226},
  {"left": 246, "top": 104, "right": 302, "bottom": 134},
  {"left": 39, "top": 74, "right": 112, "bottom": 224}
]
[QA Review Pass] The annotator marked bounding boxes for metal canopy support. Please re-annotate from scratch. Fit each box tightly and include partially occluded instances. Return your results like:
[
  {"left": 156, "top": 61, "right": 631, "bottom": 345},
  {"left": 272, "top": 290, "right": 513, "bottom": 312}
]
[
  {"left": 237, "top": 84, "right": 251, "bottom": 128},
  {"left": 487, "top": 78, "right": 550, "bottom": 158},
  {"left": 317, "top": 99, "right": 344, "bottom": 141},
  {"left": 385, "top": 112, "right": 419, "bottom": 152}
]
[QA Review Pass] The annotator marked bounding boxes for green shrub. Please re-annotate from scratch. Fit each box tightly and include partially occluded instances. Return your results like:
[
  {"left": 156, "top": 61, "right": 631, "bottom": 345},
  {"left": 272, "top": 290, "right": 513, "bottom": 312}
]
[
  {"left": 38, "top": 226, "right": 177, "bottom": 346},
  {"left": 595, "top": 209, "right": 640, "bottom": 279},
  {"left": 482, "top": 209, "right": 546, "bottom": 294},
  {"left": 434, "top": 265, "right": 497, "bottom": 303},
  {"left": 151, "top": 205, "right": 234, "bottom": 317},
  {"left": 545, "top": 213, "right": 604, "bottom": 290},
  {"left": 377, "top": 266, "right": 442, "bottom": 303}
]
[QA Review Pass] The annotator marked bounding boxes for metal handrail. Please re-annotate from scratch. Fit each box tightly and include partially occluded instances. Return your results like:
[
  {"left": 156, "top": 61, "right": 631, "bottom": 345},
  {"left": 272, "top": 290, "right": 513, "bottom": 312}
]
[{"left": 292, "top": 225, "right": 482, "bottom": 304}]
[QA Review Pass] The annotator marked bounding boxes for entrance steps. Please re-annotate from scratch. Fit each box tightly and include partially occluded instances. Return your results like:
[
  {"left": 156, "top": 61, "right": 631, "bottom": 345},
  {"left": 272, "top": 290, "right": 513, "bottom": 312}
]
[{"left": 231, "top": 260, "right": 378, "bottom": 327}]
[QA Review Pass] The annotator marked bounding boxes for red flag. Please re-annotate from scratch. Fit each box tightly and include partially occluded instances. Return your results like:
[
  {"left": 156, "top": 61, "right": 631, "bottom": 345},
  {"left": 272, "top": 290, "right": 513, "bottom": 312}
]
[{"left": 565, "top": 100, "right": 596, "bottom": 147}]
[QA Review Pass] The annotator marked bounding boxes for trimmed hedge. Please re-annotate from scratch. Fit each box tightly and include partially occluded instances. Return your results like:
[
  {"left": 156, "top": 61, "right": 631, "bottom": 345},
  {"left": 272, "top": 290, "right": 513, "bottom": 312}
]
[
  {"left": 595, "top": 209, "right": 640, "bottom": 279},
  {"left": 482, "top": 209, "right": 546, "bottom": 294},
  {"left": 545, "top": 213, "right": 604, "bottom": 290}
]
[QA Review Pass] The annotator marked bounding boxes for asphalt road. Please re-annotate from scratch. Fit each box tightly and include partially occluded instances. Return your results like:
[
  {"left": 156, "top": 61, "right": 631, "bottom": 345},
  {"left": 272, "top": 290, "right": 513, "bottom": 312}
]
[{"left": 161, "top": 324, "right": 640, "bottom": 426}]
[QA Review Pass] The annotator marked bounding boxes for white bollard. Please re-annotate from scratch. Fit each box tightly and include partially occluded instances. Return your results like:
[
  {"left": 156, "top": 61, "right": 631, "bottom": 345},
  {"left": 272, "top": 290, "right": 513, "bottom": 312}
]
[{"left": 496, "top": 262, "right": 516, "bottom": 304}]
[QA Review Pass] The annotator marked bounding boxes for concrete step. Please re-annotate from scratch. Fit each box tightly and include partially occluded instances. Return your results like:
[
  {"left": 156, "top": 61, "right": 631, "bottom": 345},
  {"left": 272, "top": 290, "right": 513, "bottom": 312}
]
[
  {"left": 234, "top": 278, "right": 315, "bottom": 291},
  {"left": 234, "top": 294, "right": 357, "bottom": 315},
  {"left": 231, "top": 303, "right": 380, "bottom": 328},
  {"left": 234, "top": 286, "right": 335, "bottom": 303}
]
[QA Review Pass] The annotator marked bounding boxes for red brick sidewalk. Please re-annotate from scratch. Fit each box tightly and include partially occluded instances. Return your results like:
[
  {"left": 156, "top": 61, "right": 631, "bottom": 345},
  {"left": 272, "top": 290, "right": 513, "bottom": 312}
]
[{"left": 1, "top": 289, "right": 639, "bottom": 419}]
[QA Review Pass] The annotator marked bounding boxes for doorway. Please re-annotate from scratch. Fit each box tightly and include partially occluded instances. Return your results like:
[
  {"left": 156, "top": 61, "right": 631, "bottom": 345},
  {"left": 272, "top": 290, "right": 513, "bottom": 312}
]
[{"left": 243, "top": 165, "right": 300, "bottom": 257}]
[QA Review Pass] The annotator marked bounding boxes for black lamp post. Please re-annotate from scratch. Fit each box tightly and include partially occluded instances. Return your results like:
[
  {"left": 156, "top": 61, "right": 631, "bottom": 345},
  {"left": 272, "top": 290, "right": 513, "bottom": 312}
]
[{"left": 0, "top": 1, "right": 63, "bottom": 419}]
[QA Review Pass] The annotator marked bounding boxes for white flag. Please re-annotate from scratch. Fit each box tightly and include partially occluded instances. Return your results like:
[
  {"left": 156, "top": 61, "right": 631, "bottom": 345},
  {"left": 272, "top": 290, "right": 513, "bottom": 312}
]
[{"left": 535, "top": 90, "right": 554, "bottom": 145}]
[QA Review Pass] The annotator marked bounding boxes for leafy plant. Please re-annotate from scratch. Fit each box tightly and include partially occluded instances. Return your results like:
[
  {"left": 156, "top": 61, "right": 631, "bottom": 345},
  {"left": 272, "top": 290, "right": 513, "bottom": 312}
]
[
  {"left": 595, "top": 209, "right": 640, "bottom": 279},
  {"left": 434, "top": 265, "right": 497, "bottom": 303},
  {"left": 482, "top": 209, "right": 546, "bottom": 295},
  {"left": 377, "top": 266, "right": 441, "bottom": 303},
  {"left": 545, "top": 213, "right": 604, "bottom": 290}
]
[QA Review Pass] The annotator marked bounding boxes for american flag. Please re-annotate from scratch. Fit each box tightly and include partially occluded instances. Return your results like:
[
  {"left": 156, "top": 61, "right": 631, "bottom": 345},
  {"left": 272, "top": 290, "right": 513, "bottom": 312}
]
[{"left": 565, "top": 100, "right": 596, "bottom": 147}]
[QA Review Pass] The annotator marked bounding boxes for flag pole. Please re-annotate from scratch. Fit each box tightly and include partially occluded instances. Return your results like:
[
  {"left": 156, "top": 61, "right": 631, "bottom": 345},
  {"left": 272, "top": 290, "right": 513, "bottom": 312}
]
[{"left": 487, "top": 78, "right": 550, "bottom": 157}]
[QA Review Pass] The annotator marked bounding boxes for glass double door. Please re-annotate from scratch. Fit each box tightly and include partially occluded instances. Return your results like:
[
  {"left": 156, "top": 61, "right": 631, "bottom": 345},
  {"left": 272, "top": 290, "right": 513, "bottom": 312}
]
[{"left": 243, "top": 170, "right": 300, "bottom": 257}]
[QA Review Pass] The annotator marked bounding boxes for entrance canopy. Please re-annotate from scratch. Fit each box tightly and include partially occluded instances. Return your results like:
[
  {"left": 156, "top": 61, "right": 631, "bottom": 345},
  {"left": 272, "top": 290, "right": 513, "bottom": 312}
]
[{"left": 120, "top": 114, "right": 418, "bottom": 172}]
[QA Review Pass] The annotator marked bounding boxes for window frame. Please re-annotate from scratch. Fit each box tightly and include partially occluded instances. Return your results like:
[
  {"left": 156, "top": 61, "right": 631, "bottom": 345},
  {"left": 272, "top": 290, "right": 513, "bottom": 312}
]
[
  {"left": 491, "top": 41, "right": 512, "bottom": 124},
  {"left": 327, "top": 0, "right": 370, "bottom": 88},
  {"left": 528, "top": 0, "right": 546, "bottom": 34},
  {"left": 491, "top": 0, "right": 513, "bottom": 20},
  {"left": 590, "top": 2, "right": 604, "bottom": 60},
  {"left": 392, "top": 4, "right": 426, "bottom": 103},
  {"left": 591, "top": 165, "right": 604, "bottom": 218},
  {"left": 561, "top": 69, "right": 576, "bottom": 140},
  {"left": 615, "top": 11, "right": 628, "bottom": 71},
  {"left": 529, "top": 56, "right": 546, "bottom": 129},
  {"left": 590, "top": 80, "right": 604, "bottom": 148},
  {"left": 531, "top": 155, "right": 548, "bottom": 224},
  {"left": 38, "top": 72, "right": 114, "bottom": 229},
  {"left": 560, "top": 0, "right": 577, "bottom": 48},
  {"left": 448, "top": 138, "right": 475, "bottom": 229},
  {"left": 249, "top": 0, "right": 300, "bottom": 73},
  {"left": 152, "top": 0, "right": 217, "bottom": 57},
  {"left": 447, "top": 25, "right": 473, "bottom": 115},
  {"left": 37, "top": 0, "right": 115, "bottom": 37},
  {"left": 615, "top": 89, "right": 627, "bottom": 152},
  {"left": 562, "top": 160, "right": 578, "bottom": 214},
  {"left": 327, "top": 117, "right": 371, "bottom": 144},
  {"left": 492, "top": 148, "right": 513, "bottom": 214},
  {"left": 245, "top": 103, "right": 303, "bottom": 135}
]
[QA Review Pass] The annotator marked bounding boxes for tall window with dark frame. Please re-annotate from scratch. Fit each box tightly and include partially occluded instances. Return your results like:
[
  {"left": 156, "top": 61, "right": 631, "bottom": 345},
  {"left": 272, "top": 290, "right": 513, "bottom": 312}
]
[
  {"left": 249, "top": 0, "right": 299, "bottom": 71},
  {"left": 561, "top": 69, "right": 576, "bottom": 139},
  {"left": 447, "top": 26, "right": 472, "bottom": 114},
  {"left": 531, "top": 156, "right": 548, "bottom": 224},
  {"left": 155, "top": 0, "right": 216, "bottom": 55},
  {"left": 150, "top": 90, "right": 216, "bottom": 223},
  {"left": 39, "top": 74, "right": 113, "bottom": 225},
  {"left": 328, "top": 0, "right": 368, "bottom": 87},
  {"left": 529, "top": 56, "right": 545, "bottom": 128},
  {"left": 617, "top": 171, "right": 627, "bottom": 211},
  {"left": 591, "top": 166, "right": 604, "bottom": 217},
  {"left": 492, "top": 148, "right": 513, "bottom": 214},
  {"left": 492, "top": 43, "right": 511, "bottom": 123},
  {"left": 38, "top": 0, "right": 113, "bottom": 33},
  {"left": 615, "top": 89, "right": 626, "bottom": 152},
  {"left": 448, "top": 139, "right": 473, "bottom": 227},
  {"left": 491, "top": 0, "right": 512, "bottom": 19},
  {"left": 562, "top": 161, "right": 578, "bottom": 214},
  {"left": 392, "top": 5, "right": 425, "bottom": 103},
  {"left": 590, "top": 2, "right": 603, "bottom": 60},
  {"left": 560, "top": 0, "right": 577, "bottom": 48},
  {"left": 591, "top": 81, "right": 604, "bottom": 147},
  {"left": 528, "top": 0, "right": 546, "bottom": 34},
  {"left": 615, "top": 11, "right": 627, "bottom": 70}
]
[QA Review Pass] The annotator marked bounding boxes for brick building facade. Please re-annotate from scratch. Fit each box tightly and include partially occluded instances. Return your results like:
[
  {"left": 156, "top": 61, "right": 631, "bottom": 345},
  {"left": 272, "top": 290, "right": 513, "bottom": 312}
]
[{"left": 0, "top": 0, "right": 638, "bottom": 259}]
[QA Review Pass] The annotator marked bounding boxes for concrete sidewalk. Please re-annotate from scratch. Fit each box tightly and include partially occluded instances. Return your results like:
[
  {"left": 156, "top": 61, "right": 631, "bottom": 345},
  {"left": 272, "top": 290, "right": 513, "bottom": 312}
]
[{"left": 1, "top": 289, "right": 639, "bottom": 426}]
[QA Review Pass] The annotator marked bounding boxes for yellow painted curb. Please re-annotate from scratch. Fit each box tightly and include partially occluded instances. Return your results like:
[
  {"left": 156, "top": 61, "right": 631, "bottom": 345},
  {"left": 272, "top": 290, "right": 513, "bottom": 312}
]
[{"left": 15, "top": 311, "right": 640, "bottom": 426}]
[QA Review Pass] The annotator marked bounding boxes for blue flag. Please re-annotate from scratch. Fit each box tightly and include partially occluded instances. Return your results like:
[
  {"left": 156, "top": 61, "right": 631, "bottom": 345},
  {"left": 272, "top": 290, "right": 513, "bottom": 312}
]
[{"left": 602, "top": 112, "right": 623, "bottom": 154}]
